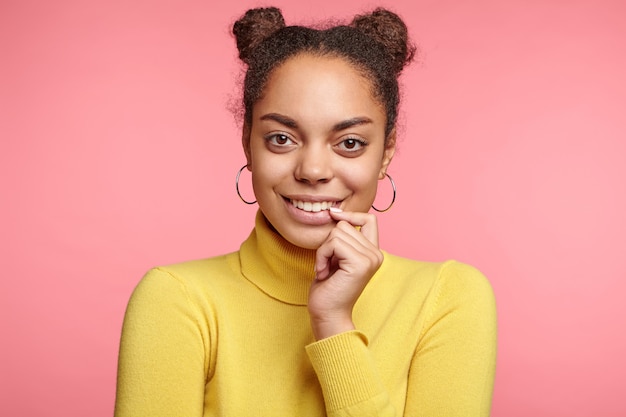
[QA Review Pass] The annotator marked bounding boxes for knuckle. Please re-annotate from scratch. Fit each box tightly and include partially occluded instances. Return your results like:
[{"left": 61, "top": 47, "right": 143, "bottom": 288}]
[
  {"left": 336, "top": 220, "right": 352, "bottom": 231},
  {"left": 326, "top": 227, "right": 342, "bottom": 239},
  {"left": 368, "top": 250, "right": 383, "bottom": 267},
  {"left": 364, "top": 212, "right": 378, "bottom": 225},
  {"left": 328, "top": 228, "right": 345, "bottom": 240}
]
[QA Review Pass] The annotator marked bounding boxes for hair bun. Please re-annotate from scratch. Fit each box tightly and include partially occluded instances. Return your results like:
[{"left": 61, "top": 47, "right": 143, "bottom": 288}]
[
  {"left": 351, "top": 8, "right": 416, "bottom": 74},
  {"left": 232, "top": 7, "right": 286, "bottom": 64}
]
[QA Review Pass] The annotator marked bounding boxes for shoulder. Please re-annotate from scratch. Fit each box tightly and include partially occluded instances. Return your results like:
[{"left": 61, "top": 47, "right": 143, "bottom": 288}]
[
  {"left": 141, "top": 252, "right": 238, "bottom": 287},
  {"left": 421, "top": 260, "right": 497, "bottom": 337},
  {"left": 128, "top": 252, "right": 240, "bottom": 308},
  {"left": 383, "top": 253, "right": 493, "bottom": 294},
  {"left": 378, "top": 254, "right": 495, "bottom": 315},
  {"left": 380, "top": 251, "right": 445, "bottom": 277},
  {"left": 436, "top": 260, "right": 495, "bottom": 306},
  {"left": 158, "top": 251, "right": 239, "bottom": 279}
]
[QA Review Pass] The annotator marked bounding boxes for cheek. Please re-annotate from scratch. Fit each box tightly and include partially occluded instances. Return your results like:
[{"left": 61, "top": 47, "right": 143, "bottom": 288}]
[
  {"left": 250, "top": 156, "right": 290, "bottom": 196},
  {"left": 341, "top": 164, "right": 381, "bottom": 199}
]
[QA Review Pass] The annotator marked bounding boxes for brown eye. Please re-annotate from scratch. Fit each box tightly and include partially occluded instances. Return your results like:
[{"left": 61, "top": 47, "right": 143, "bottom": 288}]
[
  {"left": 344, "top": 139, "right": 357, "bottom": 149},
  {"left": 337, "top": 137, "right": 367, "bottom": 153},
  {"left": 267, "top": 134, "right": 294, "bottom": 146}
]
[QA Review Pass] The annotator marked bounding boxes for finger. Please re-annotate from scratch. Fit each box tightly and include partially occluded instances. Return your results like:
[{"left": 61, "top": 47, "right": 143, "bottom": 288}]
[
  {"left": 333, "top": 220, "right": 377, "bottom": 255},
  {"left": 315, "top": 225, "right": 382, "bottom": 280},
  {"left": 314, "top": 232, "right": 358, "bottom": 280},
  {"left": 330, "top": 221, "right": 384, "bottom": 273},
  {"left": 329, "top": 208, "right": 379, "bottom": 247}
]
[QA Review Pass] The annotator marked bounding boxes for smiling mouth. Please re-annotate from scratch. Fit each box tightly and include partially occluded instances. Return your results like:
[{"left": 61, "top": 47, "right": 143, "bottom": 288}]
[{"left": 289, "top": 199, "right": 338, "bottom": 213}]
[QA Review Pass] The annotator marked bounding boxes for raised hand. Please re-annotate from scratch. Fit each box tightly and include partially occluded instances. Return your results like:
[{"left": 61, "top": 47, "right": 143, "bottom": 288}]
[{"left": 308, "top": 208, "right": 384, "bottom": 340}]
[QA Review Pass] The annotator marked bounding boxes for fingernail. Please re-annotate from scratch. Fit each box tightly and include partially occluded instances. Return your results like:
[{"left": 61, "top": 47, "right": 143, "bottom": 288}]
[{"left": 329, "top": 207, "right": 343, "bottom": 213}]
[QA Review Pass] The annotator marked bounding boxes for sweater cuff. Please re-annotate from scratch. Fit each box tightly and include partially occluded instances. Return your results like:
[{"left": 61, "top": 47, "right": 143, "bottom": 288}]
[{"left": 305, "top": 330, "right": 383, "bottom": 412}]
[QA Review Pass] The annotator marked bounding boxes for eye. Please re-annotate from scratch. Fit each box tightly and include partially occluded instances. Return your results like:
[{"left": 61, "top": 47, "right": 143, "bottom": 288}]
[
  {"left": 336, "top": 137, "right": 368, "bottom": 154},
  {"left": 266, "top": 133, "right": 294, "bottom": 146}
]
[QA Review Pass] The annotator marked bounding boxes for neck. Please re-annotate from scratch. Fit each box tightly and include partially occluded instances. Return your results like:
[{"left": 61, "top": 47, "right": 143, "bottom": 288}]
[{"left": 239, "top": 211, "right": 316, "bottom": 305}]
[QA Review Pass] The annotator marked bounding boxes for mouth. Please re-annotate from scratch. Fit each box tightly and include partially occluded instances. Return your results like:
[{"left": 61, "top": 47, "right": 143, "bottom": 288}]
[{"left": 287, "top": 198, "right": 340, "bottom": 213}]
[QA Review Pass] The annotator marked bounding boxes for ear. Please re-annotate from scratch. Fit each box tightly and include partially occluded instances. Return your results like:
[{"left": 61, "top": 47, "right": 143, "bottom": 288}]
[
  {"left": 242, "top": 122, "right": 252, "bottom": 170},
  {"left": 379, "top": 128, "right": 396, "bottom": 179}
]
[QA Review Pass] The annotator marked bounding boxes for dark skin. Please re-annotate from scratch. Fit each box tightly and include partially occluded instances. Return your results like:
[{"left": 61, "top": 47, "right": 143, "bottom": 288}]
[{"left": 242, "top": 53, "right": 396, "bottom": 340}]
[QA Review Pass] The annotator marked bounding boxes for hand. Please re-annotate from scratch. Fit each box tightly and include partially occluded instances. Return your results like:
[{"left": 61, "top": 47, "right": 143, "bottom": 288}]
[{"left": 308, "top": 208, "right": 384, "bottom": 340}]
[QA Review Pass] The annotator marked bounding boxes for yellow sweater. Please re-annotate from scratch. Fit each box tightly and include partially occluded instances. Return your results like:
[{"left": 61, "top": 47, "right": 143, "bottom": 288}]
[{"left": 115, "top": 212, "right": 497, "bottom": 416}]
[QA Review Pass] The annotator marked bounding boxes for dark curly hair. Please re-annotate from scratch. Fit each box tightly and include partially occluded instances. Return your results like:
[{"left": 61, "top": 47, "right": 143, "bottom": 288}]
[{"left": 232, "top": 7, "right": 416, "bottom": 142}]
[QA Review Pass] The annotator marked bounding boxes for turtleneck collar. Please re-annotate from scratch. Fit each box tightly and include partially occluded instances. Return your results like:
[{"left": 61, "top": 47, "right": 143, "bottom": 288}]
[{"left": 239, "top": 210, "right": 316, "bottom": 306}]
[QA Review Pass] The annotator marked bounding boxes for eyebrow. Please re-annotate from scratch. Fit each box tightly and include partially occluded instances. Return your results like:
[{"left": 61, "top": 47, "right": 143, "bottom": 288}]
[
  {"left": 259, "top": 113, "right": 373, "bottom": 132},
  {"left": 332, "top": 117, "right": 373, "bottom": 132},
  {"left": 260, "top": 113, "right": 298, "bottom": 129}
]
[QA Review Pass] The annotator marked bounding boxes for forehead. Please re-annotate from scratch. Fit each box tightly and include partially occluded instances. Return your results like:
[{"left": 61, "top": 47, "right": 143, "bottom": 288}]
[{"left": 253, "top": 54, "right": 385, "bottom": 125}]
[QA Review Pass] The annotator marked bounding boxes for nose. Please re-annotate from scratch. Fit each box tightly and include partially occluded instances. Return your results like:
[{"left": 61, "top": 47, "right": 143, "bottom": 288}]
[{"left": 294, "top": 144, "right": 333, "bottom": 184}]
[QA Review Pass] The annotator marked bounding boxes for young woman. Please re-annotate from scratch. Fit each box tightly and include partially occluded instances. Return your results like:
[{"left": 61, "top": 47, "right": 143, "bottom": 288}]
[{"left": 115, "top": 7, "right": 497, "bottom": 417}]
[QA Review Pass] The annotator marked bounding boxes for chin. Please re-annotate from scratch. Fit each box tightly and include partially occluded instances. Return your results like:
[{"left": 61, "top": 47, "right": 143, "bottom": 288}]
[
  {"left": 280, "top": 226, "right": 332, "bottom": 250},
  {"left": 261, "top": 207, "right": 336, "bottom": 250}
]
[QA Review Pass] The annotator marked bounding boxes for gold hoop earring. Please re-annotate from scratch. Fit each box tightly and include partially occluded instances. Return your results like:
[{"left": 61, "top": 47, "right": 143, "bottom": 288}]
[
  {"left": 371, "top": 173, "right": 396, "bottom": 212},
  {"left": 236, "top": 165, "right": 256, "bottom": 205}
]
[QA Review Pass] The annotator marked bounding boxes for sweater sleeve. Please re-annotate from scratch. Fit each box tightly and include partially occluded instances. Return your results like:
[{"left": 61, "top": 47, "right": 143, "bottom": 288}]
[
  {"left": 114, "top": 268, "right": 208, "bottom": 417},
  {"left": 306, "top": 261, "right": 496, "bottom": 417},
  {"left": 306, "top": 331, "right": 396, "bottom": 417},
  {"left": 404, "top": 261, "right": 497, "bottom": 416}
]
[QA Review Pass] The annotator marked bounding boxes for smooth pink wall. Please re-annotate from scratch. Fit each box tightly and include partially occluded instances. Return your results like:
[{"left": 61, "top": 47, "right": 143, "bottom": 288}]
[{"left": 2, "top": 0, "right": 625, "bottom": 415}]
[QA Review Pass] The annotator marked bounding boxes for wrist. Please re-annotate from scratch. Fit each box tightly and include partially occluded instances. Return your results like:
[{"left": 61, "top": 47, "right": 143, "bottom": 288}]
[{"left": 310, "top": 314, "right": 355, "bottom": 340}]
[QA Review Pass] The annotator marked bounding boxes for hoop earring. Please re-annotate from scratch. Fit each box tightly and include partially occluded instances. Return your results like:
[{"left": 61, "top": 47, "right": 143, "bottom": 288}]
[
  {"left": 371, "top": 173, "right": 396, "bottom": 212},
  {"left": 236, "top": 165, "right": 256, "bottom": 204}
]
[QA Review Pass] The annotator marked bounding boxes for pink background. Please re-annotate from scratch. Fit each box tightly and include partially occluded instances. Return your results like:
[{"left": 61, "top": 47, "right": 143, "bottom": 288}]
[{"left": 2, "top": 0, "right": 625, "bottom": 415}]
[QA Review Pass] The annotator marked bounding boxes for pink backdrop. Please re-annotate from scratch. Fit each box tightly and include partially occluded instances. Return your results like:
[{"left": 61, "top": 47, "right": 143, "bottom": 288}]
[{"left": 2, "top": 0, "right": 625, "bottom": 415}]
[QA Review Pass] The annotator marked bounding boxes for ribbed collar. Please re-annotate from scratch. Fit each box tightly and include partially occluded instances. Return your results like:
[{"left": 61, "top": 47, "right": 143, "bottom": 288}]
[{"left": 239, "top": 210, "right": 316, "bottom": 306}]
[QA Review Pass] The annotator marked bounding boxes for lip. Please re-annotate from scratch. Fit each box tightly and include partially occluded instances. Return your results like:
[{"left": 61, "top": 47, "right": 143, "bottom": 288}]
[
  {"left": 283, "top": 194, "right": 343, "bottom": 204},
  {"left": 281, "top": 195, "right": 342, "bottom": 225}
]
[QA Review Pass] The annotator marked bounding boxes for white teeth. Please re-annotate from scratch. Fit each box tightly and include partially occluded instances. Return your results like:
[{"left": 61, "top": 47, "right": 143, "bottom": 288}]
[{"left": 291, "top": 199, "right": 336, "bottom": 212}]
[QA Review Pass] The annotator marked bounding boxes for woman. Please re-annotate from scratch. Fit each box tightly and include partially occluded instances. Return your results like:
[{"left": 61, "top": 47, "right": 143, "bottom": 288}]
[{"left": 115, "top": 7, "right": 496, "bottom": 417}]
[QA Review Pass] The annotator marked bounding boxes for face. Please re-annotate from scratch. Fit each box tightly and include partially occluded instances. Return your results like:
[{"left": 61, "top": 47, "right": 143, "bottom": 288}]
[{"left": 243, "top": 54, "right": 395, "bottom": 249}]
